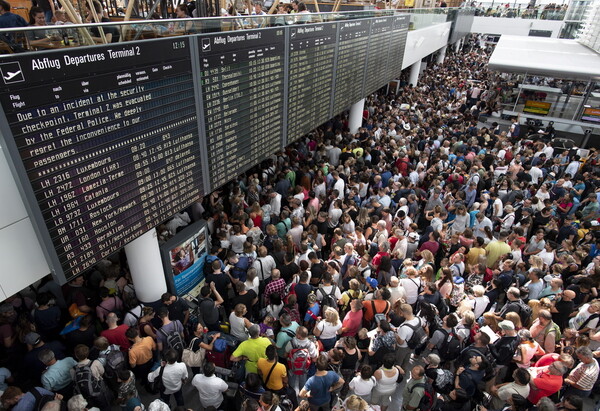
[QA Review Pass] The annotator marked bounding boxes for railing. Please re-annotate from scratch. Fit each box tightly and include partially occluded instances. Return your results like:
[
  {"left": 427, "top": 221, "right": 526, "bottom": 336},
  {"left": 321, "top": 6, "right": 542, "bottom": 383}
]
[
  {"left": 474, "top": 5, "right": 567, "bottom": 20},
  {"left": 0, "top": 7, "right": 462, "bottom": 53}
]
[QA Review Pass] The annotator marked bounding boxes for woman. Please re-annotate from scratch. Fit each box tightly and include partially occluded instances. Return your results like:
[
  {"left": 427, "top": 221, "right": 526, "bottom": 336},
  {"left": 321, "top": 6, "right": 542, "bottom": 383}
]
[
  {"left": 230, "top": 303, "right": 253, "bottom": 342},
  {"left": 436, "top": 268, "right": 454, "bottom": 300},
  {"left": 482, "top": 312, "right": 499, "bottom": 333},
  {"left": 372, "top": 353, "right": 402, "bottom": 411},
  {"left": 258, "top": 391, "right": 282, "bottom": 411},
  {"left": 313, "top": 307, "right": 341, "bottom": 351},
  {"left": 138, "top": 306, "right": 157, "bottom": 340},
  {"left": 341, "top": 213, "right": 356, "bottom": 237},
  {"left": 367, "top": 320, "right": 396, "bottom": 368},
  {"left": 248, "top": 202, "right": 263, "bottom": 231},
  {"left": 188, "top": 324, "right": 220, "bottom": 375},
  {"left": 377, "top": 256, "right": 396, "bottom": 287},
  {"left": 452, "top": 205, "right": 469, "bottom": 235},
  {"left": 336, "top": 336, "right": 362, "bottom": 398},
  {"left": 514, "top": 329, "right": 545, "bottom": 369}
]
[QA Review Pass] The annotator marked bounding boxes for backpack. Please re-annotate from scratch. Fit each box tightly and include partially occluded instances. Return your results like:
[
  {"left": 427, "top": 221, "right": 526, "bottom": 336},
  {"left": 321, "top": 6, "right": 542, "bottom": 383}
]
[
  {"left": 74, "top": 363, "right": 103, "bottom": 398},
  {"left": 30, "top": 388, "right": 60, "bottom": 411},
  {"left": 432, "top": 368, "right": 454, "bottom": 395},
  {"left": 404, "top": 321, "right": 428, "bottom": 350},
  {"left": 159, "top": 322, "right": 185, "bottom": 352},
  {"left": 231, "top": 255, "right": 253, "bottom": 280},
  {"left": 438, "top": 328, "right": 462, "bottom": 362},
  {"left": 408, "top": 382, "right": 436, "bottom": 411},
  {"left": 101, "top": 346, "right": 126, "bottom": 379},
  {"left": 516, "top": 300, "right": 533, "bottom": 327},
  {"left": 318, "top": 286, "right": 338, "bottom": 312},
  {"left": 287, "top": 347, "right": 312, "bottom": 375}
]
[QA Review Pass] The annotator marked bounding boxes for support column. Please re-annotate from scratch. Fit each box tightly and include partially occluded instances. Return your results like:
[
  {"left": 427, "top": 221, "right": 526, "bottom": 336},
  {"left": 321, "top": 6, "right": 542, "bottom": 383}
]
[
  {"left": 409, "top": 61, "right": 421, "bottom": 87},
  {"left": 454, "top": 40, "right": 461, "bottom": 53},
  {"left": 436, "top": 45, "right": 447, "bottom": 64},
  {"left": 348, "top": 98, "right": 365, "bottom": 134},
  {"left": 125, "top": 228, "right": 167, "bottom": 303}
]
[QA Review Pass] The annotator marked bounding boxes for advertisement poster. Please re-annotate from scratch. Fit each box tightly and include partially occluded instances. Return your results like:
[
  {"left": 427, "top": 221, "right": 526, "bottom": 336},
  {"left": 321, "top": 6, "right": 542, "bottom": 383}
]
[{"left": 161, "top": 221, "right": 208, "bottom": 297}]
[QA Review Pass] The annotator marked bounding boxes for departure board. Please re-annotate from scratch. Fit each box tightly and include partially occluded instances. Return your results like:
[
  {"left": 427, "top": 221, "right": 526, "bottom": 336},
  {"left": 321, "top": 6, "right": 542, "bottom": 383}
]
[
  {"left": 364, "top": 17, "right": 393, "bottom": 96},
  {"left": 198, "top": 28, "right": 285, "bottom": 189},
  {"left": 287, "top": 23, "right": 337, "bottom": 144},
  {"left": 387, "top": 15, "right": 410, "bottom": 81},
  {"left": 0, "top": 39, "right": 204, "bottom": 281},
  {"left": 332, "top": 19, "right": 371, "bottom": 117}
]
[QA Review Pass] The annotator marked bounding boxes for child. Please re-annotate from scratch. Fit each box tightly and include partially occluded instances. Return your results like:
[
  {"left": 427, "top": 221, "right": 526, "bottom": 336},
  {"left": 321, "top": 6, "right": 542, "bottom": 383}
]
[
  {"left": 117, "top": 369, "right": 140, "bottom": 410},
  {"left": 349, "top": 365, "right": 376, "bottom": 403},
  {"left": 304, "top": 293, "right": 320, "bottom": 328}
]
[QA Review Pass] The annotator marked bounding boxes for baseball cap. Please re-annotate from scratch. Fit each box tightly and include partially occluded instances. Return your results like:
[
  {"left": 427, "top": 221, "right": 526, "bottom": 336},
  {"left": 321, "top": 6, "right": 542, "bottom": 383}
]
[
  {"left": 366, "top": 277, "right": 378, "bottom": 289},
  {"left": 24, "top": 332, "right": 41, "bottom": 345},
  {"left": 498, "top": 320, "right": 515, "bottom": 330}
]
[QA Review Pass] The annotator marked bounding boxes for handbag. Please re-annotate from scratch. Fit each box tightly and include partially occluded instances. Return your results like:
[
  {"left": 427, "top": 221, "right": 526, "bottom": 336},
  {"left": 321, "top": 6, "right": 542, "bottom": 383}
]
[
  {"left": 148, "top": 366, "right": 165, "bottom": 394},
  {"left": 182, "top": 337, "right": 205, "bottom": 368}
]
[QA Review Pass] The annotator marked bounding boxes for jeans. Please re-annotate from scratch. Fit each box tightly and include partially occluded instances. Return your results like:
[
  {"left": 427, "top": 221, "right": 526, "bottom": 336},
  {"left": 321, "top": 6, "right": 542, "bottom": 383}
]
[
  {"left": 289, "top": 373, "right": 307, "bottom": 395},
  {"left": 320, "top": 337, "right": 336, "bottom": 351},
  {"left": 160, "top": 389, "right": 184, "bottom": 407}
]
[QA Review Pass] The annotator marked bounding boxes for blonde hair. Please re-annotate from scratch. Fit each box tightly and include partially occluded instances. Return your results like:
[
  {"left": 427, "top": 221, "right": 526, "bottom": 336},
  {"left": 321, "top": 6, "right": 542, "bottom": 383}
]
[
  {"left": 234, "top": 303, "right": 247, "bottom": 316},
  {"left": 505, "top": 311, "right": 522, "bottom": 329},
  {"left": 420, "top": 250, "right": 434, "bottom": 263},
  {"left": 472, "top": 285, "right": 485, "bottom": 297},
  {"left": 343, "top": 395, "right": 369, "bottom": 411},
  {"left": 528, "top": 299, "right": 541, "bottom": 320},
  {"left": 324, "top": 307, "right": 340, "bottom": 325}
]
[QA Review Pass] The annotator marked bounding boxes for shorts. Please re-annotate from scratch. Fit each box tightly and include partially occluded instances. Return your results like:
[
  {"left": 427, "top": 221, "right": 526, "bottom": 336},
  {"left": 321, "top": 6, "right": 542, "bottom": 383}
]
[{"left": 371, "top": 389, "right": 394, "bottom": 407}]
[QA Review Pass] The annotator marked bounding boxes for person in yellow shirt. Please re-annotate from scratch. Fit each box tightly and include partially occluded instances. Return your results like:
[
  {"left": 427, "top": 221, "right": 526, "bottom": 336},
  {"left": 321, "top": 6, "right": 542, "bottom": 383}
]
[
  {"left": 257, "top": 345, "right": 287, "bottom": 393},
  {"left": 231, "top": 324, "right": 272, "bottom": 374},
  {"left": 485, "top": 231, "right": 511, "bottom": 269}
]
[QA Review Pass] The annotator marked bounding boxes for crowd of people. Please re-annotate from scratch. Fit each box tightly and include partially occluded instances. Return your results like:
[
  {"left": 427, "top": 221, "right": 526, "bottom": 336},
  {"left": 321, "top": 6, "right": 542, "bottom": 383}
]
[{"left": 1, "top": 34, "right": 600, "bottom": 411}]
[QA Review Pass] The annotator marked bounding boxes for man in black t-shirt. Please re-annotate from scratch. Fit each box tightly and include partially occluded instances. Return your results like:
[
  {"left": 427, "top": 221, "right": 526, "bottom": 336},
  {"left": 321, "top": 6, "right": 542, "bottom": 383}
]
[
  {"left": 161, "top": 292, "right": 190, "bottom": 326},
  {"left": 231, "top": 282, "right": 257, "bottom": 320}
]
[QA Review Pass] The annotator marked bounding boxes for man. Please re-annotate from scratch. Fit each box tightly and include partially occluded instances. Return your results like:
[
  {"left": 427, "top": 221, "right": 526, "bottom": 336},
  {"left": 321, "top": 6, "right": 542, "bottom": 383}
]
[
  {"left": 473, "top": 212, "right": 493, "bottom": 240},
  {"left": 253, "top": 246, "right": 276, "bottom": 282},
  {"left": 161, "top": 292, "right": 190, "bottom": 326},
  {"left": 490, "top": 320, "right": 520, "bottom": 383},
  {"left": 192, "top": 362, "right": 228, "bottom": 410},
  {"left": 529, "top": 309, "right": 559, "bottom": 354},
  {"left": 276, "top": 313, "right": 300, "bottom": 362},
  {"left": 496, "top": 287, "right": 528, "bottom": 325},
  {"left": 96, "top": 287, "right": 124, "bottom": 323},
  {"left": 523, "top": 229, "right": 546, "bottom": 260},
  {"left": 523, "top": 269, "right": 544, "bottom": 301},
  {"left": 148, "top": 349, "right": 188, "bottom": 407},
  {"left": 527, "top": 361, "right": 567, "bottom": 405},
  {"left": 155, "top": 307, "right": 184, "bottom": 354},
  {"left": 125, "top": 327, "right": 155, "bottom": 388},
  {"left": 550, "top": 289, "right": 574, "bottom": 330},
  {"left": 581, "top": 193, "right": 600, "bottom": 221},
  {"left": 38, "top": 349, "right": 76, "bottom": 396},
  {"left": 231, "top": 325, "right": 271, "bottom": 374},
  {"left": 426, "top": 313, "right": 459, "bottom": 359},
  {"left": 71, "top": 344, "right": 112, "bottom": 411},
  {"left": 285, "top": 326, "right": 319, "bottom": 394},
  {"left": 395, "top": 304, "right": 421, "bottom": 372},
  {"left": 100, "top": 313, "right": 130, "bottom": 351},
  {"left": 205, "top": 261, "right": 231, "bottom": 307},
  {"left": 0, "top": 0, "right": 27, "bottom": 28},
  {"left": 257, "top": 345, "right": 287, "bottom": 394},
  {"left": 0, "top": 386, "right": 60, "bottom": 411},
  {"left": 263, "top": 269, "right": 286, "bottom": 306},
  {"left": 402, "top": 365, "right": 427, "bottom": 411},
  {"left": 490, "top": 368, "right": 530, "bottom": 409},
  {"left": 485, "top": 231, "right": 511, "bottom": 269},
  {"left": 22, "top": 332, "right": 67, "bottom": 382},
  {"left": 197, "top": 283, "right": 224, "bottom": 332},
  {"left": 300, "top": 355, "right": 344, "bottom": 410},
  {"left": 564, "top": 346, "right": 599, "bottom": 398}
]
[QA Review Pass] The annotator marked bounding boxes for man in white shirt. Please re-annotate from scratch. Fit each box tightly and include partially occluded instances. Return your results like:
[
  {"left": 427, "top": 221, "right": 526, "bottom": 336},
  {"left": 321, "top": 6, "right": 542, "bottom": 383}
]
[
  {"left": 396, "top": 304, "right": 421, "bottom": 372},
  {"left": 148, "top": 349, "right": 188, "bottom": 407},
  {"left": 473, "top": 212, "right": 493, "bottom": 239},
  {"left": 252, "top": 246, "right": 276, "bottom": 282},
  {"left": 528, "top": 164, "right": 543, "bottom": 185},
  {"left": 332, "top": 171, "right": 345, "bottom": 200},
  {"left": 269, "top": 190, "right": 282, "bottom": 222},
  {"left": 192, "top": 362, "right": 228, "bottom": 409}
]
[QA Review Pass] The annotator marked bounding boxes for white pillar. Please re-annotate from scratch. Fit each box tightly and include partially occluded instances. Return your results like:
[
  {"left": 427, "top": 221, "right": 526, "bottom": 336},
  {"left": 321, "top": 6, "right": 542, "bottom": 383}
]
[
  {"left": 409, "top": 61, "right": 421, "bottom": 87},
  {"left": 436, "top": 45, "right": 447, "bottom": 64},
  {"left": 125, "top": 228, "right": 167, "bottom": 303},
  {"left": 454, "top": 40, "right": 461, "bottom": 53},
  {"left": 348, "top": 98, "right": 365, "bottom": 134}
]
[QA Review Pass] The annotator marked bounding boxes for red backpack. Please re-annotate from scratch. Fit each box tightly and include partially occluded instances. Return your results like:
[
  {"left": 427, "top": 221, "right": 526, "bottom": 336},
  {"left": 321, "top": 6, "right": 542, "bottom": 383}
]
[{"left": 287, "top": 347, "right": 312, "bottom": 375}]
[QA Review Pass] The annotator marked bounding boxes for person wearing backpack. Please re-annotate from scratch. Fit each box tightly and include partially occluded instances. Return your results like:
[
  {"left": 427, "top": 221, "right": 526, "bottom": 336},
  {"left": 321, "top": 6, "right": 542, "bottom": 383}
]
[
  {"left": 156, "top": 307, "right": 185, "bottom": 357},
  {"left": 0, "top": 386, "right": 61, "bottom": 411},
  {"left": 72, "top": 344, "right": 113, "bottom": 411},
  {"left": 148, "top": 348, "right": 188, "bottom": 408},
  {"left": 402, "top": 365, "right": 433, "bottom": 411},
  {"left": 495, "top": 287, "right": 532, "bottom": 327},
  {"left": 95, "top": 287, "right": 124, "bottom": 324},
  {"left": 426, "top": 314, "right": 462, "bottom": 366},
  {"left": 315, "top": 272, "right": 342, "bottom": 312},
  {"left": 395, "top": 304, "right": 424, "bottom": 373},
  {"left": 284, "top": 326, "right": 319, "bottom": 395},
  {"left": 299, "top": 355, "right": 344, "bottom": 411}
]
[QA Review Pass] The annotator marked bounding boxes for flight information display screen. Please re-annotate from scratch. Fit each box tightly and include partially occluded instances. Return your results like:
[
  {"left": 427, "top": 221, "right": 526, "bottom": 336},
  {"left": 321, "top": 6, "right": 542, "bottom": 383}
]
[
  {"left": 332, "top": 19, "right": 371, "bottom": 117},
  {"left": 287, "top": 22, "right": 337, "bottom": 144},
  {"left": 197, "top": 28, "right": 285, "bottom": 189},
  {"left": 387, "top": 15, "right": 410, "bottom": 82},
  {"left": 0, "top": 38, "right": 204, "bottom": 281},
  {"left": 364, "top": 17, "right": 393, "bottom": 96}
]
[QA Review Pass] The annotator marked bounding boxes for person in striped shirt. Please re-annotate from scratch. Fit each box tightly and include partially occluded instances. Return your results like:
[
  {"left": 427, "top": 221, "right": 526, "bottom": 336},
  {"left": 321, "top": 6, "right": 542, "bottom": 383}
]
[{"left": 564, "top": 346, "right": 600, "bottom": 398}]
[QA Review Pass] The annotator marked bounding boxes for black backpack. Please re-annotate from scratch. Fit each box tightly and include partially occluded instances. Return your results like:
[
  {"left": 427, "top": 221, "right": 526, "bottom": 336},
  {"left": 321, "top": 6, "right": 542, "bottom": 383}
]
[
  {"left": 516, "top": 300, "right": 533, "bottom": 327},
  {"left": 74, "top": 363, "right": 104, "bottom": 398},
  {"left": 101, "top": 346, "right": 126, "bottom": 379},
  {"left": 30, "top": 388, "right": 62, "bottom": 411},
  {"left": 408, "top": 381, "right": 436, "bottom": 411},
  {"left": 404, "top": 321, "right": 428, "bottom": 350},
  {"left": 438, "top": 328, "right": 462, "bottom": 362},
  {"left": 318, "top": 286, "right": 338, "bottom": 312},
  {"left": 159, "top": 322, "right": 185, "bottom": 352}
]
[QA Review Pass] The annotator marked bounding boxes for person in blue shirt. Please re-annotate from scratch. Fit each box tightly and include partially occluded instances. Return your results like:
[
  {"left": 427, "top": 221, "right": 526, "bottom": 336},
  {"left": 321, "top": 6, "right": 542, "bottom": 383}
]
[
  {"left": 38, "top": 349, "right": 77, "bottom": 396},
  {"left": 0, "top": 0, "right": 27, "bottom": 28},
  {"left": 300, "top": 354, "right": 344, "bottom": 410}
]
